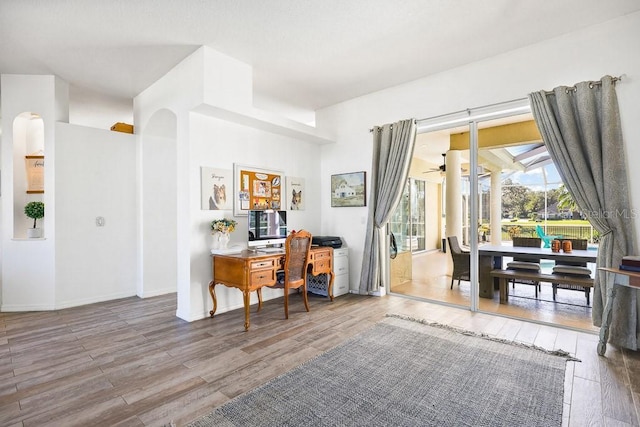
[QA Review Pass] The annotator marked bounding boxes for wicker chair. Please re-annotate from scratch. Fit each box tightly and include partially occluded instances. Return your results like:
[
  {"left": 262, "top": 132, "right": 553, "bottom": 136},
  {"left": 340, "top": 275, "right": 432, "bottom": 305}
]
[
  {"left": 552, "top": 238, "right": 592, "bottom": 305},
  {"left": 507, "top": 237, "right": 542, "bottom": 297},
  {"left": 266, "top": 230, "right": 312, "bottom": 318},
  {"left": 448, "top": 236, "right": 470, "bottom": 289}
]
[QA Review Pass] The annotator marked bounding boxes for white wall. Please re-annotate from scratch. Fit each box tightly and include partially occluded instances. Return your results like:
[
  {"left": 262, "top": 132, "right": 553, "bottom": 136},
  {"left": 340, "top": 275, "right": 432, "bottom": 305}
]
[
  {"left": 54, "top": 123, "right": 137, "bottom": 307},
  {"left": 134, "top": 46, "right": 332, "bottom": 322},
  {"left": 69, "top": 85, "right": 134, "bottom": 131},
  {"left": 316, "top": 12, "right": 640, "bottom": 291},
  {"left": 187, "top": 113, "right": 323, "bottom": 319},
  {"left": 1, "top": 75, "right": 64, "bottom": 310},
  {"left": 141, "top": 109, "right": 178, "bottom": 298}
]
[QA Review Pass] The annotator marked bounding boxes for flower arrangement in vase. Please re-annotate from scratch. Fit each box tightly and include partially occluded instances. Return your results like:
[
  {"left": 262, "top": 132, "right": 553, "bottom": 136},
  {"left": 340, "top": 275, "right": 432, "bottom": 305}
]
[{"left": 210, "top": 218, "right": 237, "bottom": 249}]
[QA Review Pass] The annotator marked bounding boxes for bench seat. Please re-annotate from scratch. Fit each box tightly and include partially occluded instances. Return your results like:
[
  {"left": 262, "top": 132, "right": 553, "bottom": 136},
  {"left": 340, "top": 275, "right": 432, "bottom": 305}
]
[{"left": 490, "top": 269, "right": 593, "bottom": 304}]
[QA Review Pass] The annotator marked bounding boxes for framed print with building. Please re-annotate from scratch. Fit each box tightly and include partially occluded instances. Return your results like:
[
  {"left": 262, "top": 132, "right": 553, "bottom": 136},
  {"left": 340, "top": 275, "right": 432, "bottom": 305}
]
[
  {"left": 201, "top": 167, "right": 232, "bottom": 210},
  {"left": 331, "top": 171, "right": 366, "bottom": 207},
  {"left": 234, "top": 164, "right": 284, "bottom": 216},
  {"left": 287, "top": 176, "right": 305, "bottom": 210}
]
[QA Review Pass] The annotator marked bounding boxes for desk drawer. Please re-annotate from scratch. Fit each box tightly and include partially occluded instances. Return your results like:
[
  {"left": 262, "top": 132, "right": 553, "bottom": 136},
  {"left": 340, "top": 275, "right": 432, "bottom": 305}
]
[
  {"left": 251, "top": 269, "right": 275, "bottom": 285},
  {"left": 334, "top": 256, "right": 348, "bottom": 275},
  {"left": 312, "top": 259, "right": 331, "bottom": 274},
  {"left": 311, "top": 250, "right": 332, "bottom": 261},
  {"left": 250, "top": 259, "right": 277, "bottom": 270},
  {"left": 334, "top": 275, "right": 349, "bottom": 296},
  {"left": 335, "top": 264, "right": 348, "bottom": 276}
]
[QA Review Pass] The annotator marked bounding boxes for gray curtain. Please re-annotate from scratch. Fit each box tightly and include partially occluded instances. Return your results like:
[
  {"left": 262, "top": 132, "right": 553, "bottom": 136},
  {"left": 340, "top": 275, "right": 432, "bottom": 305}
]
[
  {"left": 359, "top": 119, "right": 417, "bottom": 294},
  {"left": 529, "top": 76, "right": 638, "bottom": 350}
]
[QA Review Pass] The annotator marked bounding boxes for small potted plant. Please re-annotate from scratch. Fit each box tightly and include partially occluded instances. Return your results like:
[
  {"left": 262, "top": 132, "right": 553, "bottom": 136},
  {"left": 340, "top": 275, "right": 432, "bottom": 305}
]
[
  {"left": 24, "top": 201, "right": 45, "bottom": 238},
  {"left": 210, "top": 218, "right": 237, "bottom": 249}
]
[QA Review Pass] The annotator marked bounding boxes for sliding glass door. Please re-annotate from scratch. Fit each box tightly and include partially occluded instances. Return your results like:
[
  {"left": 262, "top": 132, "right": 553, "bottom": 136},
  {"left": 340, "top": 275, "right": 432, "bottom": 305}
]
[{"left": 389, "top": 178, "right": 427, "bottom": 291}]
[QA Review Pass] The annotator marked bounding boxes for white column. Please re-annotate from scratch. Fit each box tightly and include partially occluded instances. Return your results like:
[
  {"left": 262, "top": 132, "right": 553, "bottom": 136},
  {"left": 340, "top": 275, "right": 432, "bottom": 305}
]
[
  {"left": 490, "top": 171, "right": 502, "bottom": 245},
  {"left": 445, "top": 150, "right": 462, "bottom": 240}
]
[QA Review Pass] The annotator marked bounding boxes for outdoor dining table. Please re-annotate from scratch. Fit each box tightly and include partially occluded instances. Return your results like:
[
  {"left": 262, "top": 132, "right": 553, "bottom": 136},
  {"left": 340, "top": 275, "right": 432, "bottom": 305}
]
[{"left": 478, "top": 244, "right": 598, "bottom": 298}]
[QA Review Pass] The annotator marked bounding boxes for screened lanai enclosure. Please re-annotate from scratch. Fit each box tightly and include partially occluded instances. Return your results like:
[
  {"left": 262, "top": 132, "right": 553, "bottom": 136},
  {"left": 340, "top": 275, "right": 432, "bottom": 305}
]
[{"left": 389, "top": 109, "right": 598, "bottom": 332}]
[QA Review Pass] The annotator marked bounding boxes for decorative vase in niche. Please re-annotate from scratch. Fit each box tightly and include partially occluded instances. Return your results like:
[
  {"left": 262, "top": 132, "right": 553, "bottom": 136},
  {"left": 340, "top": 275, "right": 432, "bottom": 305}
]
[
  {"left": 27, "top": 228, "right": 43, "bottom": 238},
  {"left": 218, "top": 232, "right": 230, "bottom": 249}
]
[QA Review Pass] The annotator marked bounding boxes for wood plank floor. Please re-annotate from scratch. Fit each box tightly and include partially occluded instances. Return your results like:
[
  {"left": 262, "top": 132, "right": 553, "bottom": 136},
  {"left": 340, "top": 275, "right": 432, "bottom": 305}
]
[{"left": 0, "top": 292, "right": 638, "bottom": 426}]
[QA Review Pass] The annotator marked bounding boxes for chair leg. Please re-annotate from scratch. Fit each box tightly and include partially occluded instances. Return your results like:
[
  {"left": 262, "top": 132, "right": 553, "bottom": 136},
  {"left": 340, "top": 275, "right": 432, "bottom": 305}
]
[
  {"left": 450, "top": 277, "right": 454, "bottom": 289},
  {"left": 586, "top": 288, "right": 590, "bottom": 305},
  {"left": 283, "top": 288, "right": 289, "bottom": 319},
  {"left": 534, "top": 282, "right": 538, "bottom": 298},
  {"left": 302, "top": 285, "right": 310, "bottom": 312},
  {"left": 552, "top": 284, "right": 557, "bottom": 301}
]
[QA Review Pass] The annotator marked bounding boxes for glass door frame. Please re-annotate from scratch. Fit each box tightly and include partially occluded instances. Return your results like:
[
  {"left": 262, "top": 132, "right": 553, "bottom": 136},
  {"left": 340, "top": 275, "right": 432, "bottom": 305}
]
[{"left": 415, "top": 98, "right": 531, "bottom": 312}]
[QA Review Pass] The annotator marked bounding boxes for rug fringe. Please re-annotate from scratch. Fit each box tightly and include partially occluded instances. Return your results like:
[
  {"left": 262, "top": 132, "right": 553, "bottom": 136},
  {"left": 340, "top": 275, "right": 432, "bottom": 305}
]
[{"left": 385, "top": 313, "right": 582, "bottom": 362}]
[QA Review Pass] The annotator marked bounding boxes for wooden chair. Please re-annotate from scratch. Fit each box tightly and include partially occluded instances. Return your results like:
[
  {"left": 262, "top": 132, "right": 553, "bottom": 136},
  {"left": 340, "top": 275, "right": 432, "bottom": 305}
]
[
  {"left": 551, "top": 238, "right": 592, "bottom": 304},
  {"left": 507, "top": 237, "right": 542, "bottom": 297},
  {"left": 267, "top": 229, "right": 312, "bottom": 319},
  {"left": 448, "top": 236, "right": 470, "bottom": 289}
]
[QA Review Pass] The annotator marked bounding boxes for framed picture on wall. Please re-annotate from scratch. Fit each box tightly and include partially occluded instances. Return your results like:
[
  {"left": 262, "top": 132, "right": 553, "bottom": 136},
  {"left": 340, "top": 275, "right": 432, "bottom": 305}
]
[
  {"left": 331, "top": 171, "right": 366, "bottom": 207},
  {"left": 287, "top": 176, "right": 305, "bottom": 210},
  {"left": 25, "top": 154, "right": 45, "bottom": 194},
  {"left": 234, "top": 164, "right": 285, "bottom": 216},
  {"left": 201, "top": 167, "right": 232, "bottom": 210}
]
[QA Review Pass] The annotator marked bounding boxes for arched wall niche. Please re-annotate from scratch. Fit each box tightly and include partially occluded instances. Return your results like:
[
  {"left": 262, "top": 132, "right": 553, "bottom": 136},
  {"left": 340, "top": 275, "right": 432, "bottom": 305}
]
[
  {"left": 139, "top": 108, "right": 179, "bottom": 298},
  {"left": 12, "top": 112, "right": 45, "bottom": 238}
]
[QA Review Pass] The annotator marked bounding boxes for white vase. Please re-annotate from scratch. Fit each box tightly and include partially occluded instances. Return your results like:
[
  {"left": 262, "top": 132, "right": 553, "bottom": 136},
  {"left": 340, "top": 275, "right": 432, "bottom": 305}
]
[
  {"left": 211, "top": 233, "right": 220, "bottom": 250},
  {"left": 27, "top": 228, "right": 43, "bottom": 238},
  {"left": 218, "top": 232, "right": 230, "bottom": 249}
]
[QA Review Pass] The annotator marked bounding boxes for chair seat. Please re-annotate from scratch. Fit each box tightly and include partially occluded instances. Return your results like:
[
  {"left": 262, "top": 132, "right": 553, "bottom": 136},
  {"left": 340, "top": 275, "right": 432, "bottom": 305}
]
[
  {"left": 507, "top": 261, "right": 541, "bottom": 271},
  {"left": 552, "top": 265, "right": 592, "bottom": 276}
]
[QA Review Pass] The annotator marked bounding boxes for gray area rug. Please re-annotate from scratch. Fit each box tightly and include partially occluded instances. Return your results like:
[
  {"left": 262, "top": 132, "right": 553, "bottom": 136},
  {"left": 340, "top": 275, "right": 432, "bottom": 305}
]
[{"left": 187, "top": 315, "right": 573, "bottom": 427}]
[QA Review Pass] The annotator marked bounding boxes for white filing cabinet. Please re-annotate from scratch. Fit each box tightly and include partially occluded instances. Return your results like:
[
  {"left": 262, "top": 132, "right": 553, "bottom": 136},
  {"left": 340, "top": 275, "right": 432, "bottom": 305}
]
[{"left": 332, "top": 247, "right": 349, "bottom": 297}]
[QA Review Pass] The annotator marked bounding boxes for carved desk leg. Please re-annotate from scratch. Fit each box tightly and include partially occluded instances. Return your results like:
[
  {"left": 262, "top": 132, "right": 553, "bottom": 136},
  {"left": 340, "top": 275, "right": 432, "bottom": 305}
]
[
  {"left": 243, "top": 290, "right": 251, "bottom": 331},
  {"left": 208, "top": 280, "right": 217, "bottom": 317},
  {"left": 597, "top": 284, "right": 617, "bottom": 356},
  {"left": 327, "top": 270, "right": 335, "bottom": 302}
]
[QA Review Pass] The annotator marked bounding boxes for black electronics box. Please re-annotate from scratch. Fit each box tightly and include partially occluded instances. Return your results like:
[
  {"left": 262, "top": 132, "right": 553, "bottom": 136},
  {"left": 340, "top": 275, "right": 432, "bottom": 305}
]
[{"left": 312, "top": 236, "right": 343, "bottom": 248}]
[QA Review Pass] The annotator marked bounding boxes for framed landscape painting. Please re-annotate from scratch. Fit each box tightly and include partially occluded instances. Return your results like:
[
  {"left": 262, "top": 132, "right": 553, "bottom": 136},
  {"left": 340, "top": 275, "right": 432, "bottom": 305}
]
[{"left": 331, "top": 171, "right": 366, "bottom": 207}]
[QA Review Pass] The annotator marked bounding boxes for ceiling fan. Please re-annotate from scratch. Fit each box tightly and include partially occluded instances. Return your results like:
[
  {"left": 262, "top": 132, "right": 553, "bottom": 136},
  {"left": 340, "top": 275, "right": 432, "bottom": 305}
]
[
  {"left": 423, "top": 153, "right": 447, "bottom": 174},
  {"left": 423, "top": 152, "right": 469, "bottom": 175}
]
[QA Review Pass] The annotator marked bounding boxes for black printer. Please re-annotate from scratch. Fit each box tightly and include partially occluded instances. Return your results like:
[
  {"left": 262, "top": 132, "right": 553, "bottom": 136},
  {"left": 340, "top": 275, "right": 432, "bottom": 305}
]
[{"left": 312, "top": 236, "right": 343, "bottom": 248}]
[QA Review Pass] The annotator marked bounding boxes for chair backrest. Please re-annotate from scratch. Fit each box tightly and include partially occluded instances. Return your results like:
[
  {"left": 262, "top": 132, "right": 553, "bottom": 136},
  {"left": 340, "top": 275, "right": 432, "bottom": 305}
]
[
  {"left": 512, "top": 237, "right": 541, "bottom": 263},
  {"left": 512, "top": 237, "right": 542, "bottom": 248},
  {"left": 565, "top": 238, "right": 588, "bottom": 250},
  {"left": 284, "top": 230, "right": 312, "bottom": 284},
  {"left": 447, "top": 236, "right": 464, "bottom": 255}
]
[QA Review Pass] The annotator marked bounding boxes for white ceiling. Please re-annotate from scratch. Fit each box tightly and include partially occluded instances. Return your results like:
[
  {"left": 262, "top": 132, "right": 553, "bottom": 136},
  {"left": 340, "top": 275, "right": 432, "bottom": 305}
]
[{"left": 2, "top": 0, "right": 640, "bottom": 114}]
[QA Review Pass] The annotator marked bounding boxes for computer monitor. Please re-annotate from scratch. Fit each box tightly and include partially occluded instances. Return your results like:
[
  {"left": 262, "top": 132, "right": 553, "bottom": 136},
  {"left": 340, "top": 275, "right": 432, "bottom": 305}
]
[{"left": 247, "top": 210, "right": 287, "bottom": 249}]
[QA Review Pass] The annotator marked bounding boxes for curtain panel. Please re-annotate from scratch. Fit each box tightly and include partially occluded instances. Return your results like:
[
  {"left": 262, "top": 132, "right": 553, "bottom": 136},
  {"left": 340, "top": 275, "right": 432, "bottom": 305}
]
[
  {"left": 529, "top": 76, "right": 638, "bottom": 350},
  {"left": 359, "top": 119, "right": 417, "bottom": 294}
]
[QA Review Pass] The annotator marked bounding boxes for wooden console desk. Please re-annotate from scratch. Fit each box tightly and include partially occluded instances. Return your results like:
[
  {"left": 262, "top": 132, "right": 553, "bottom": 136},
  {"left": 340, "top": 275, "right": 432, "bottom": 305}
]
[{"left": 209, "top": 247, "right": 335, "bottom": 331}]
